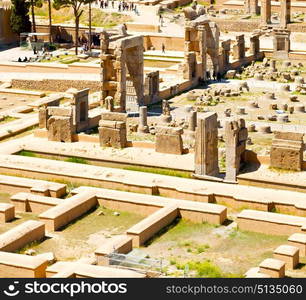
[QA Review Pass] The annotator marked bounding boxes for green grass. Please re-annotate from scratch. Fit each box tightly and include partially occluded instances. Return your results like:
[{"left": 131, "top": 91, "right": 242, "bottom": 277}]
[
  {"left": 65, "top": 157, "right": 88, "bottom": 164},
  {"left": 148, "top": 219, "right": 214, "bottom": 244},
  {"left": 18, "top": 150, "right": 37, "bottom": 157},
  {"left": 0, "top": 116, "right": 17, "bottom": 124},
  {"left": 175, "top": 260, "right": 232, "bottom": 278},
  {"left": 268, "top": 166, "right": 298, "bottom": 173},
  {"left": 123, "top": 166, "right": 191, "bottom": 178}
]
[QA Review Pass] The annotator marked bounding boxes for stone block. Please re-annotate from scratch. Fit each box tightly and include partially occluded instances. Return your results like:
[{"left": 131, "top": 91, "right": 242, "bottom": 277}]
[
  {"left": 288, "top": 233, "right": 306, "bottom": 256},
  {"left": 155, "top": 132, "right": 183, "bottom": 155},
  {"left": 99, "top": 127, "right": 127, "bottom": 149},
  {"left": 101, "top": 112, "right": 127, "bottom": 122},
  {"left": 259, "top": 258, "right": 285, "bottom": 278},
  {"left": 0, "top": 203, "right": 15, "bottom": 223},
  {"left": 273, "top": 245, "right": 299, "bottom": 269},
  {"left": 270, "top": 131, "right": 304, "bottom": 171}
]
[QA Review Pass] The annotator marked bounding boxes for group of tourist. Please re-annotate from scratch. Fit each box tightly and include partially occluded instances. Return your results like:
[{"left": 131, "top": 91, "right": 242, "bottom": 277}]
[
  {"left": 206, "top": 70, "right": 222, "bottom": 82},
  {"left": 95, "top": 0, "right": 139, "bottom": 15}
]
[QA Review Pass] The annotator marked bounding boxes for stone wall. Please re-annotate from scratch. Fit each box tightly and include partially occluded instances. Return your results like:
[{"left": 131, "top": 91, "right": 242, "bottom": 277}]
[
  {"left": 212, "top": 19, "right": 306, "bottom": 33},
  {"left": 12, "top": 79, "right": 100, "bottom": 92}
]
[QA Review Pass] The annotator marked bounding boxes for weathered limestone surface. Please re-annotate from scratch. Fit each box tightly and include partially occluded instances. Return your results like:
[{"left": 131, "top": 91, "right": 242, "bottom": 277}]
[
  {"left": 138, "top": 106, "right": 149, "bottom": 133},
  {"left": 100, "top": 30, "right": 144, "bottom": 112},
  {"left": 232, "top": 35, "right": 245, "bottom": 60},
  {"left": 95, "top": 235, "right": 133, "bottom": 266},
  {"left": 270, "top": 131, "right": 304, "bottom": 171},
  {"left": 39, "top": 191, "right": 97, "bottom": 231},
  {"left": 46, "top": 261, "right": 146, "bottom": 278},
  {"left": 99, "top": 112, "right": 127, "bottom": 148},
  {"left": 224, "top": 118, "right": 248, "bottom": 182},
  {"left": 155, "top": 126, "right": 183, "bottom": 155},
  {"left": 261, "top": 0, "right": 271, "bottom": 25},
  {"left": 288, "top": 233, "right": 306, "bottom": 256},
  {"left": 0, "top": 220, "right": 45, "bottom": 252},
  {"left": 273, "top": 244, "right": 299, "bottom": 269},
  {"left": 237, "top": 210, "right": 306, "bottom": 236},
  {"left": 47, "top": 115, "right": 74, "bottom": 143},
  {"left": 259, "top": 258, "right": 285, "bottom": 278},
  {"left": 194, "top": 112, "right": 219, "bottom": 177},
  {"left": 0, "top": 203, "right": 15, "bottom": 223},
  {"left": 11, "top": 192, "right": 62, "bottom": 214},
  {"left": 0, "top": 251, "right": 48, "bottom": 278},
  {"left": 280, "top": 0, "right": 291, "bottom": 28},
  {"left": 127, "top": 205, "right": 179, "bottom": 247},
  {"left": 0, "top": 175, "right": 66, "bottom": 198}
]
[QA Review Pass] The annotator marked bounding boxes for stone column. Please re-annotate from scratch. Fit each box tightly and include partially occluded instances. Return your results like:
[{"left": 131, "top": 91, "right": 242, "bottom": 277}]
[
  {"left": 261, "top": 0, "right": 271, "bottom": 25},
  {"left": 188, "top": 111, "right": 197, "bottom": 131},
  {"left": 138, "top": 106, "right": 149, "bottom": 133},
  {"left": 273, "top": 29, "right": 290, "bottom": 59},
  {"left": 198, "top": 25, "right": 207, "bottom": 81},
  {"left": 245, "top": 0, "right": 259, "bottom": 15},
  {"left": 249, "top": 34, "right": 260, "bottom": 58},
  {"left": 194, "top": 112, "right": 219, "bottom": 177},
  {"left": 224, "top": 118, "right": 248, "bottom": 183},
  {"left": 280, "top": 0, "right": 291, "bottom": 28},
  {"left": 233, "top": 35, "right": 245, "bottom": 60}
]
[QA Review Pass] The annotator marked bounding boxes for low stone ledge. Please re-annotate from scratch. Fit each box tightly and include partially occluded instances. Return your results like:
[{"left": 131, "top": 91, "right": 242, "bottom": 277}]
[
  {"left": 0, "top": 251, "right": 48, "bottom": 278},
  {"left": 39, "top": 191, "right": 97, "bottom": 231},
  {"left": 237, "top": 209, "right": 306, "bottom": 235},
  {"left": 127, "top": 205, "right": 178, "bottom": 247},
  {"left": 11, "top": 192, "right": 62, "bottom": 213},
  {"left": 95, "top": 235, "right": 133, "bottom": 266},
  {"left": 0, "top": 220, "right": 45, "bottom": 252},
  {"left": 288, "top": 233, "right": 306, "bottom": 256},
  {"left": 0, "top": 203, "right": 15, "bottom": 223}
]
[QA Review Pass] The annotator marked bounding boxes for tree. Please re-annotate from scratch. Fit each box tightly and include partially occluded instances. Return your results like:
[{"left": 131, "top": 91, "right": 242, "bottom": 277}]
[
  {"left": 10, "top": 0, "right": 31, "bottom": 35},
  {"left": 29, "top": 0, "right": 42, "bottom": 41},
  {"left": 47, "top": 0, "right": 52, "bottom": 43},
  {"left": 53, "top": 0, "right": 94, "bottom": 55}
]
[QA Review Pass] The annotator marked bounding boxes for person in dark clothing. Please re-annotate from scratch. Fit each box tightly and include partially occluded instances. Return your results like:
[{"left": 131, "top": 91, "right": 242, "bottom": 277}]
[
  {"left": 212, "top": 70, "right": 216, "bottom": 81},
  {"left": 162, "top": 43, "right": 165, "bottom": 53},
  {"left": 217, "top": 72, "right": 222, "bottom": 82},
  {"left": 206, "top": 70, "right": 211, "bottom": 81}
]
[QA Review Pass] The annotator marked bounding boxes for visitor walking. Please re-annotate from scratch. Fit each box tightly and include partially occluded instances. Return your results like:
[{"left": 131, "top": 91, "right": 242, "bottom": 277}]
[{"left": 162, "top": 43, "right": 165, "bottom": 53}]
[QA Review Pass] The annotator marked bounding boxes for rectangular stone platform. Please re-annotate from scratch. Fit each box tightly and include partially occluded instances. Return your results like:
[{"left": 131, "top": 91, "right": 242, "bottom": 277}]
[
  {"left": 0, "top": 175, "right": 66, "bottom": 198},
  {"left": 259, "top": 258, "right": 285, "bottom": 278},
  {"left": 0, "top": 203, "right": 15, "bottom": 223},
  {"left": 288, "top": 233, "right": 306, "bottom": 256},
  {"left": 72, "top": 186, "right": 227, "bottom": 225},
  {"left": 237, "top": 210, "right": 306, "bottom": 236},
  {"left": 95, "top": 235, "right": 133, "bottom": 266},
  {"left": 0, "top": 220, "right": 45, "bottom": 252},
  {"left": 39, "top": 191, "right": 97, "bottom": 231},
  {"left": 273, "top": 245, "right": 299, "bottom": 269},
  {"left": 11, "top": 192, "right": 62, "bottom": 214},
  {"left": 0, "top": 251, "right": 48, "bottom": 278},
  {"left": 46, "top": 262, "right": 146, "bottom": 278},
  {"left": 127, "top": 205, "right": 179, "bottom": 247}
]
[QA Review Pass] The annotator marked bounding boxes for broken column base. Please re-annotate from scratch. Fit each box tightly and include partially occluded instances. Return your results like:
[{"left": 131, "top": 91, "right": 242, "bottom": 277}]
[
  {"left": 192, "top": 173, "right": 223, "bottom": 182},
  {"left": 137, "top": 125, "right": 149, "bottom": 134}
]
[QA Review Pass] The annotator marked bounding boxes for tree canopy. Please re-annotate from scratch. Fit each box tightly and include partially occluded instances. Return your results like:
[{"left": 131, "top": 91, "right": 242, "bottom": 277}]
[{"left": 10, "top": 0, "right": 31, "bottom": 35}]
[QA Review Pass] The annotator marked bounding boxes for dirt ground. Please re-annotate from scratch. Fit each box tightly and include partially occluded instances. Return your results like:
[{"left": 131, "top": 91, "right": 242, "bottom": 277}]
[
  {"left": 141, "top": 219, "right": 306, "bottom": 278},
  {"left": 15, "top": 206, "right": 143, "bottom": 261}
]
